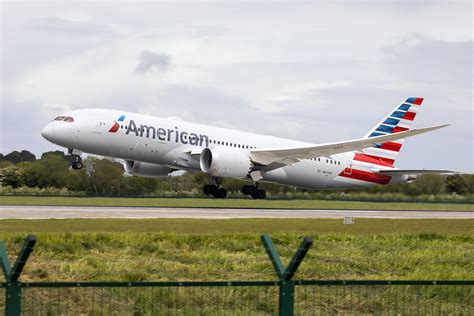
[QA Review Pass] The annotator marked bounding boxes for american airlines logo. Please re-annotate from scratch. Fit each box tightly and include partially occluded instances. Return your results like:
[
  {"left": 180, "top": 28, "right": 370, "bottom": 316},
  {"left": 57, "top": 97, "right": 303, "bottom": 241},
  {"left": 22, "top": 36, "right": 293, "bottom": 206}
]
[
  {"left": 108, "top": 115, "right": 126, "bottom": 133},
  {"left": 110, "top": 116, "right": 209, "bottom": 147}
]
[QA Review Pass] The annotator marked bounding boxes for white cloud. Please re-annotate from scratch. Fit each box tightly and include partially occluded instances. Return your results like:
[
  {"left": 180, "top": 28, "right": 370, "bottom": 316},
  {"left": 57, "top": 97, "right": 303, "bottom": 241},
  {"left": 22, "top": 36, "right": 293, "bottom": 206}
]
[
  {"left": 255, "top": 81, "right": 352, "bottom": 113},
  {"left": 1, "top": 1, "right": 472, "bottom": 171}
]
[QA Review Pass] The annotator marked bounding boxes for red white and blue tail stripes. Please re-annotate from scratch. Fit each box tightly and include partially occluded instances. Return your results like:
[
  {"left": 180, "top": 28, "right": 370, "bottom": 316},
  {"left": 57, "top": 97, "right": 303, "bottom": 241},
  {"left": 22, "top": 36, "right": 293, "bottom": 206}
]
[
  {"left": 338, "top": 97, "right": 424, "bottom": 185},
  {"left": 361, "top": 97, "right": 424, "bottom": 166}
]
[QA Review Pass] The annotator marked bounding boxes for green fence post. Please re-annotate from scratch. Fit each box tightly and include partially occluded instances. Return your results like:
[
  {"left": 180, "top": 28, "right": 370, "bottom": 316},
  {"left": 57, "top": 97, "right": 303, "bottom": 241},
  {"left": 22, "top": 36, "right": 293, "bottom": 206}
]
[
  {"left": 6, "top": 283, "right": 21, "bottom": 316},
  {"left": 1, "top": 235, "right": 36, "bottom": 316},
  {"left": 261, "top": 234, "right": 313, "bottom": 316}
]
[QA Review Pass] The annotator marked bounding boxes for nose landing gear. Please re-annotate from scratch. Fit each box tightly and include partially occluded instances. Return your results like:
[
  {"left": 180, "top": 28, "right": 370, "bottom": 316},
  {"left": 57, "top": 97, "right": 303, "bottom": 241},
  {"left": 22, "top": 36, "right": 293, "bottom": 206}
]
[
  {"left": 71, "top": 156, "right": 83, "bottom": 170},
  {"left": 69, "top": 149, "right": 83, "bottom": 170}
]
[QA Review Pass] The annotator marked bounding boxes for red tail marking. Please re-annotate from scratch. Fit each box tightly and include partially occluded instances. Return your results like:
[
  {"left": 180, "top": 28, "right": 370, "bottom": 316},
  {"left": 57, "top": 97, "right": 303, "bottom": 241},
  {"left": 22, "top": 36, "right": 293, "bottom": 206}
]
[
  {"left": 338, "top": 169, "right": 392, "bottom": 184},
  {"left": 379, "top": 142, "right": 402, "bottom": 152},
  {"left": 354, "top": 153, "right": 395, "bottom": 166},
  {"left": 402, "top": 111, "right": 416, "bottom": 121},
  {"left": 392, "top": 126, "right": 409, "bottom": 133},
  {"left": 413, "top": 98, "right": 424, "bottom": 105}
]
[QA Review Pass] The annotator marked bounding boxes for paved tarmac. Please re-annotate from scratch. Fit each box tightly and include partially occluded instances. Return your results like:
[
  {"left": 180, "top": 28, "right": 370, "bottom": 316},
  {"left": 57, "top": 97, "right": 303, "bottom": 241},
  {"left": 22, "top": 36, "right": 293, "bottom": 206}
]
[{"left": 0, "top": 205, "right": 472, "bottom": 219}]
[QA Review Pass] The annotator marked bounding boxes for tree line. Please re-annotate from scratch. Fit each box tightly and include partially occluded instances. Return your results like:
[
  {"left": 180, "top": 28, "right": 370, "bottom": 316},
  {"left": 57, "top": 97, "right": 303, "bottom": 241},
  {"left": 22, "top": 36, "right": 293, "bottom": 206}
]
[{"left": 0, "top": 150, "right": 473, "bottom": 198}]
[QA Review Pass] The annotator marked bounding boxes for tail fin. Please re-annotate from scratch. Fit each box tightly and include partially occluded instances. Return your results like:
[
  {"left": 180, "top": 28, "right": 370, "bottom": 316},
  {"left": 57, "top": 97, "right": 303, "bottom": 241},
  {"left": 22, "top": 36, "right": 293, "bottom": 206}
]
[{"left": 361, "top": 97, "right": 424, "bottom": 166}]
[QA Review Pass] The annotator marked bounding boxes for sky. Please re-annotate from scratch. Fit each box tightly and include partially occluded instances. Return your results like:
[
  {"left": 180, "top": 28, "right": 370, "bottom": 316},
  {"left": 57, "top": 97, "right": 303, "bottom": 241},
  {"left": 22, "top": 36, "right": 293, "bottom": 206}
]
[{"left": 1, "top": 1, "right": 472, "bottom": 172}]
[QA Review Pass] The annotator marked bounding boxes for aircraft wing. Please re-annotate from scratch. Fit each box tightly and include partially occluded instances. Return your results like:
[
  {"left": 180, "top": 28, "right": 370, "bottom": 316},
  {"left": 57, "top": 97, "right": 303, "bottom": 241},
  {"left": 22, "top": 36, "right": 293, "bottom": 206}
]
[
  {"left": 374, "top": 169, "right": 459, "bottom": 176},
  {"left": 250, "top": 124, "right": 449, "bottom": 166}
]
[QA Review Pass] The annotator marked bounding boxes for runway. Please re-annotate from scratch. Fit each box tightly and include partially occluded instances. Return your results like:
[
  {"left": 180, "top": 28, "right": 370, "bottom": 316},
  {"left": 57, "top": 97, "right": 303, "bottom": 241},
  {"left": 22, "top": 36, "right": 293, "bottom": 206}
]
[{"left": 0, "top": 205, "right": 472, "bottom": 219}]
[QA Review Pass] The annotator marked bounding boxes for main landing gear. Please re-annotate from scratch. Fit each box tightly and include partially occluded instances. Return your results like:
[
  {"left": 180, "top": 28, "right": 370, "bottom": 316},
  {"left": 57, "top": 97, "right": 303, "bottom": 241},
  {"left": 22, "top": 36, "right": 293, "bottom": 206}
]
[
  {"left": 203, "top": 184, "right": 227, "bottom": 199},
  {"left": 203, "top": 178, "right": 266, "bottom": 199},
  {"left": 242, "top": 185, "right": 266, "bottom": 199}
]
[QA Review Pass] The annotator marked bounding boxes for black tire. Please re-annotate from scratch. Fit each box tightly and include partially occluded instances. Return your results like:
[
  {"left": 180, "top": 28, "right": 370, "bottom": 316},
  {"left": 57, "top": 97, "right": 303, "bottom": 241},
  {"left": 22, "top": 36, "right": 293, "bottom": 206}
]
[
  {"left": 71, "top": 161, "right": 82, "bottom": 170},
  {"left": 252, "top": 189, "right": 266, "bottom": 199},
  {"left": 213, "top": 188, "right": 227, "bottom": 199},
  {"left": 241, "top": 185, "right": 251, "bottom": 195},
  {"left": 203, "top": 185, "right": 218, "bottom": 195},
  {"left": 248, "top": 185, "right": 258, "bottom": 196}
]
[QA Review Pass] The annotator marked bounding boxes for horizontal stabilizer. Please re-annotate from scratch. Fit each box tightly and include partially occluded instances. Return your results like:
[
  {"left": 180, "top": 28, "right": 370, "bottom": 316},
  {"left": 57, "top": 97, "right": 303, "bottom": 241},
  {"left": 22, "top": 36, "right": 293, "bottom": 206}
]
[{"left": 375, "top": 169, "right": 459, "bottom": 176}]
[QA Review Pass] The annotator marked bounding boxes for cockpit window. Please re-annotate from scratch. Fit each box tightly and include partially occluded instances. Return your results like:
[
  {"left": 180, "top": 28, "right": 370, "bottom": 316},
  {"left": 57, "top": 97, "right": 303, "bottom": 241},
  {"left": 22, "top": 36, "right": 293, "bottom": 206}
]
[{"left": 53, "top": 116, "right": 74, "bottom": 122}]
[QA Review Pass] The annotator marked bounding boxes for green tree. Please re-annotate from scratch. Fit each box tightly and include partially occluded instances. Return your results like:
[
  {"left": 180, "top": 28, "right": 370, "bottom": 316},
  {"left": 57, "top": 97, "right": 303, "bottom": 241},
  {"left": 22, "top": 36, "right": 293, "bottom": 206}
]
[
  {"left": 0, "top": 160, "right": 14, "bottom": 169},
  {"left": 4, "top": 150, "right": 36, "bottom": 164},
  {"left": 412, "top": 174, "right": 445, "bottom": 195},
  {"left": 0, "top": 166, "right": 22, "bottom": 188},
  {"left": 463, "top": 174, "right": 474, "bottom": 194},
  {"left": 446, "top": 174, "right": 468, "bottom": 194},
  {"left": 86, "top": 157, "right": 125, "bottom": 196},
  {"left": 123, "top": 176, "right": 158, "bottom": 195},
  {"left": 18, "top": 154, "right": 70, "bottom": 188}
]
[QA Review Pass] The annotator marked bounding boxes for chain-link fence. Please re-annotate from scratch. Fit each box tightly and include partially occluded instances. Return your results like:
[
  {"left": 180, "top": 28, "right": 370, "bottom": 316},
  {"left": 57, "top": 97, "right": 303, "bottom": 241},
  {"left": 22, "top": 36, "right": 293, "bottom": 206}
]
[{"left": 1, "top": 280, "right": 472, "bottom": 315}]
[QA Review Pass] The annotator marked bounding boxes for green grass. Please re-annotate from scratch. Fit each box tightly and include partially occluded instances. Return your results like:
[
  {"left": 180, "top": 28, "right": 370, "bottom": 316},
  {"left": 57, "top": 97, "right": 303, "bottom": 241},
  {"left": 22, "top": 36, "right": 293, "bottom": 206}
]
[
  {"left": 0, "top": 218, "right": 473, "bottom": 234},
  {"left": 1, "top": 196, "right": 473, "bottom": 211},
  {"left": 1, "top": 218, "right": 471, "bottom": 314},
  {"left": 0, "top": 218, "right": 472, "bottom": 282}
]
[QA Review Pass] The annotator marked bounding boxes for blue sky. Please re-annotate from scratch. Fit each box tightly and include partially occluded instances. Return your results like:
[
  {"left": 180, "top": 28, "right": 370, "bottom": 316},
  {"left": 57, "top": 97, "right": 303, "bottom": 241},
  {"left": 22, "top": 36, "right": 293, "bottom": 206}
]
[{"left": 1, "top": 1, "right": 472, "bottom": 172}]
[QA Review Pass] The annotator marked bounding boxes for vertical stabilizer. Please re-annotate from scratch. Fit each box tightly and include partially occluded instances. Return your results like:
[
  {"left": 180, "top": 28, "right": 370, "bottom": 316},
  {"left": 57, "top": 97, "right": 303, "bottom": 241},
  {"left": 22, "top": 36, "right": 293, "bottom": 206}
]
[{"left": 361, "top": 97, "right": 424, "bottom": 166}]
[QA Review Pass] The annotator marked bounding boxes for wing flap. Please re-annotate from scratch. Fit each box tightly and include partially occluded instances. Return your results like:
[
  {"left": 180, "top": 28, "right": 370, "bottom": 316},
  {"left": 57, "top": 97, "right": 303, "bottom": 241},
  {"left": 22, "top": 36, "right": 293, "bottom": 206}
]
[{"left": 250, "top": 124, "right": 449, "bottom": 166}]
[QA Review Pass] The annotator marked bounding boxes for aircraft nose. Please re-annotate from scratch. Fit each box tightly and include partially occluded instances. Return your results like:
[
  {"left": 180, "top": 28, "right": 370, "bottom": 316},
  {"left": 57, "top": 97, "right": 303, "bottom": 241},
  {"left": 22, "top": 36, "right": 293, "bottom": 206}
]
[{"left": 41, "top": 123, "right": 54, "bottom": 142}]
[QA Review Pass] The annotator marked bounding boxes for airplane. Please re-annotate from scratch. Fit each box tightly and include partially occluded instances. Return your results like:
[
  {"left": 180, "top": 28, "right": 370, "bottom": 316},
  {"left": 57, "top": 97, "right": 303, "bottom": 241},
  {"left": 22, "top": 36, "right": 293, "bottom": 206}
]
[{"left": 41, "top": 97, "right": 454, "bottom": 199}]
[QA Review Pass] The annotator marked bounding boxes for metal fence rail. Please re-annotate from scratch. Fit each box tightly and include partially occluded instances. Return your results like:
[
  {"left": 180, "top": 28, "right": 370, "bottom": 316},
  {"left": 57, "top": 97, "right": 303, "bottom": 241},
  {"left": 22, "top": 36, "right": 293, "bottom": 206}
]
[{"left": 1, "top": 235, "right": 473, "bottom": 315}]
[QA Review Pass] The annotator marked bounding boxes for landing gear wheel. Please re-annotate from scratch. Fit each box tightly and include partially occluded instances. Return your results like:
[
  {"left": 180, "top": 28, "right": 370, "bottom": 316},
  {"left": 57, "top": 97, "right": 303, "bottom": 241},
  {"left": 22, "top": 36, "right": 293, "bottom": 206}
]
[
  {"left": 72, "top": 161, "right": 83, "bottom": 170},
  {"left": 213, "top": 188, "right": 227, "bottom": 199},
  {"left": 71, "top": 156, "right": 83, "bottom": 170},
  {"left": 203, "top": 184, "right": 218, "bottom": 195},
  {"left": 242, "top": 185, "right": 252, "bottom": 195},
  {"left": 251, "top": 189, "right": 266, "bottom": 199}
]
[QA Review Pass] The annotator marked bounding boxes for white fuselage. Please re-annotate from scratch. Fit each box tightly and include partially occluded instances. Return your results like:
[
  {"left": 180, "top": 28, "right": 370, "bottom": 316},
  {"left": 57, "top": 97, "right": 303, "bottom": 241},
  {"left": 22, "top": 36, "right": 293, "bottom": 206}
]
[{"left": 41, "top": 108, "right": 405, "bottom": 190}]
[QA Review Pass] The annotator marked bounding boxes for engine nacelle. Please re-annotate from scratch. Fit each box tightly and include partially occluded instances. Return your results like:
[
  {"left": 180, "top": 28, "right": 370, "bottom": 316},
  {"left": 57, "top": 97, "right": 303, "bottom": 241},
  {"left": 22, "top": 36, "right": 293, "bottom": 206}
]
[
  {"left": 200, "top": 147, "right": 253, "bottom": 179},
  {"left": 124, "top": 160, "right": 173, "bottom": 178}
]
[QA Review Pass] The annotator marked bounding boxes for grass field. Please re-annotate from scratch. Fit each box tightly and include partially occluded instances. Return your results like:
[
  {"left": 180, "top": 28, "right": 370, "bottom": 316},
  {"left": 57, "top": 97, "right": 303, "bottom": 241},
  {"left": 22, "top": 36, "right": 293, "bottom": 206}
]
[
  {"left": 0, "top": 218, "right": 472, "bottom": 282},
  {"left": 1, "top": 218, "right": 472, "bottom": 314},
  {"left": 1, "top": 196, "right": 473, "bottom": 211}
]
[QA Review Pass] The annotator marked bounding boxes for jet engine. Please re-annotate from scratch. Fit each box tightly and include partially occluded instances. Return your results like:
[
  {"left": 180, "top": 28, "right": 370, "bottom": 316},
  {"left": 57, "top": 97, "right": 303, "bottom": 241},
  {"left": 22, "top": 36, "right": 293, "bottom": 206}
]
[
  {"left": 199, "top": 147, "right": 253, "bottom": 179},
  {"left": 124, "top": 160, "right": 173, "bottom": 178}
]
